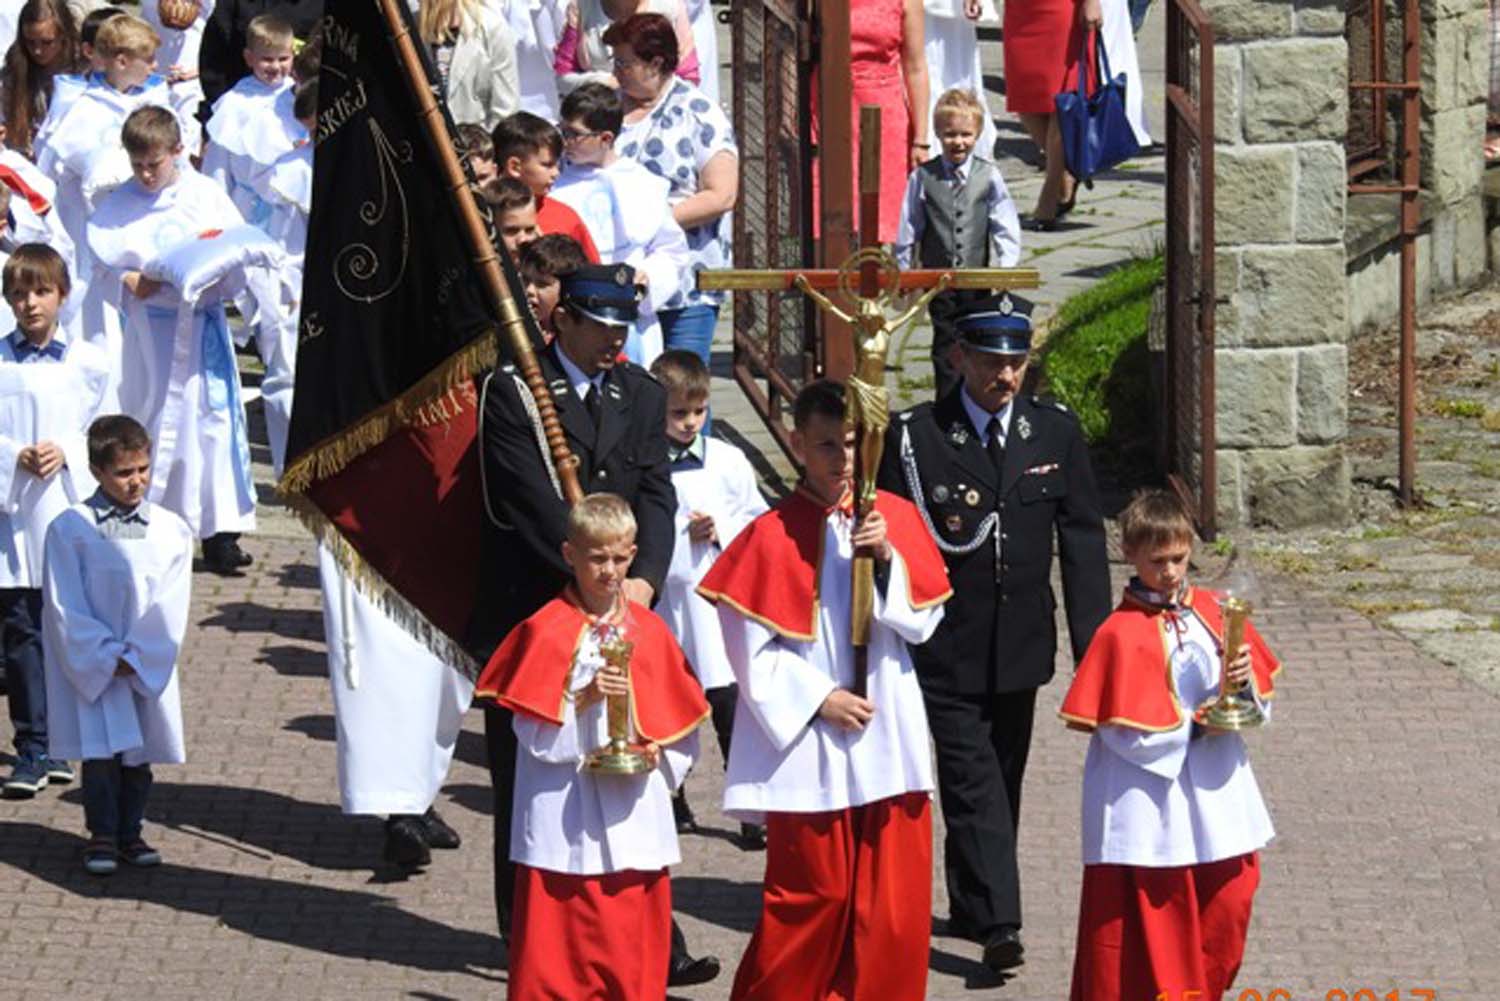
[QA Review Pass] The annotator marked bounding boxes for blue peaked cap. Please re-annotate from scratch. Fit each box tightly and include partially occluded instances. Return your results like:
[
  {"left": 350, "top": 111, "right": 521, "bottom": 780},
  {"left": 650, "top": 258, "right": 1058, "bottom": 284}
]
[
  {"left": 955, "top": 293, "right": 1033, "bottom": 354},
  {"left": 559, "top": 263, "right": 641, "bottom": 326}
]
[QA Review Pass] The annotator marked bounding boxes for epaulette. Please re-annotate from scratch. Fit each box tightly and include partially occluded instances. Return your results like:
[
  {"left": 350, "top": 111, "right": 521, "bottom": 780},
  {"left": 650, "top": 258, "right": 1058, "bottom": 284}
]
[
  {"left": 500, "top": 362, "right": 516, "bottom": 374},
  {"left": 1032, "top": 394, "right": 1071, "bottom": 414}
]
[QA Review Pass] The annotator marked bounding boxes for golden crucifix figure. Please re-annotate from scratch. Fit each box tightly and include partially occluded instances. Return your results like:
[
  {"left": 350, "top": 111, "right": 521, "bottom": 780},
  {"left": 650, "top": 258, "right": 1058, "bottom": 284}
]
[{"left": 794, "top": 247, "right": 951, "bottom": 515}]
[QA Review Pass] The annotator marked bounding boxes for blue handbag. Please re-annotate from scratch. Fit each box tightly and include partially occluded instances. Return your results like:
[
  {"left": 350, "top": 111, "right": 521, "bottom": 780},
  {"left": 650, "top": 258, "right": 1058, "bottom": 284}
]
[{"left": 1053, "top": 29, "right": 1140, "bottom": 187}]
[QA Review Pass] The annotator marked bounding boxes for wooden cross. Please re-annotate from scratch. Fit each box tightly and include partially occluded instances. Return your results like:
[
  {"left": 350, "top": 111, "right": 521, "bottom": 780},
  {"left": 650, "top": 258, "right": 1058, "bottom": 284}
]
[{"left": 698, "top": 106, "right": 1039, "bottom": 695}]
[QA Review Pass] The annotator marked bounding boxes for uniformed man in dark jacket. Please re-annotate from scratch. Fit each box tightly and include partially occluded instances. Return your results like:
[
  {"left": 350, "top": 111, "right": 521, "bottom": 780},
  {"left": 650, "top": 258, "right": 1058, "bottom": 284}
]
[
  {"left": 877, "top": 296, "right": 1111, "bottom": 973},
  {"left": 466, "top": 263, "right": 718, "bottom": 987}
]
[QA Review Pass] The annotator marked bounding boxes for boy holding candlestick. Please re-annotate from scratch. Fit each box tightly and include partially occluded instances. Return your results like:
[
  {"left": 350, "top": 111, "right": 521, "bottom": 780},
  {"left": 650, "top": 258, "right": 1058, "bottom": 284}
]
[{"left": 1060, "top": 488, "right": 1282, "bottom": 1001}]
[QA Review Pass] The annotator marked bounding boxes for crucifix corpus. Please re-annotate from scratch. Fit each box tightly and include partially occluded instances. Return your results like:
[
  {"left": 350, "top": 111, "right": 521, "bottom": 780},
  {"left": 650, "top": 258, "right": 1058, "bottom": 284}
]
[{"left": 699, "top": 105, "right": 1041, "bottom": 694}]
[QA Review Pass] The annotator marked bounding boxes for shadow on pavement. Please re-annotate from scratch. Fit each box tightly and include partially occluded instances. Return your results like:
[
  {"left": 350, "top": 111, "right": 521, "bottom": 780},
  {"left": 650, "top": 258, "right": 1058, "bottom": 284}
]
[
  {"left": 670, "top": 874, "right": 763, "bottom": 934},
  {"left": 198, "top": 600, "right": 324, "bottom": 640},
  {"left": 0, "top": 820, "right": 504, "bottom": 979},
  {"left": 257, "top": 643, "right": 328, "bottom": 677}
]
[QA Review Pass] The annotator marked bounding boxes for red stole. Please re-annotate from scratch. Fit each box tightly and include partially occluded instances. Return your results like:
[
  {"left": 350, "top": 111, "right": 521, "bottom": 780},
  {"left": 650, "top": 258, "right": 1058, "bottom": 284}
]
[
  {"left": 0, "top": 164, "right": 51, "bottom": 214},
  {"left": 475, "top": 592, "right": 709, "bottom": 745},
  {"left": 696, "top": 487, "right": 952, "bottom": 641},
  {"left": 1059, "top": 587, "right": 1282, "bottom": 733}
]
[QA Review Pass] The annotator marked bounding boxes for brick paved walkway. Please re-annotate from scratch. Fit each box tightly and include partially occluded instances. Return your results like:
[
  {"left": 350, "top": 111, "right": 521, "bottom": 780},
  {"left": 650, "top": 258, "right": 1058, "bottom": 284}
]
[{"left": 4, "top": 504, "right": 1497, "bottom": 998}]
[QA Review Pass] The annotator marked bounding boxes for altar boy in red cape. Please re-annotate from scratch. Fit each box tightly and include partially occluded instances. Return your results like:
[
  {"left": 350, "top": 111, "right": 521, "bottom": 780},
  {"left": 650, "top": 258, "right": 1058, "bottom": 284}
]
[
  {"left": 697, "top": 380, "right": 952, "bottom": 1001},
  {"left": 1059, "top": 489, "right": 1281, "bottom": 1001},
  {"left": 474, "top": 493, "right": 708, "bottom": 1001}
]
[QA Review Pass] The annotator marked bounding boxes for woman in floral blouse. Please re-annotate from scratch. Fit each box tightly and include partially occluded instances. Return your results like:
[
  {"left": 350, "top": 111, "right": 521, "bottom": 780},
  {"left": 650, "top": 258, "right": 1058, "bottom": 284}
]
[{"left": 608, "top": 12, "right": 736, "bottom": 370}]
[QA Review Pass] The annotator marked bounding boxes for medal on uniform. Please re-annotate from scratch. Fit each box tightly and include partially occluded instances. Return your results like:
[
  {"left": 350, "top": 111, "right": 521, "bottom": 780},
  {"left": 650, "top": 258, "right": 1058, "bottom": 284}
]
[
  {"left": 932, "top": 485, "right": 950, "bottom": 503},
  {"left": 945, "top": 514, "right": 963, "bottom": 532},
  {"left": 964, "top": 488, "right": 981, "bottom": 507}
]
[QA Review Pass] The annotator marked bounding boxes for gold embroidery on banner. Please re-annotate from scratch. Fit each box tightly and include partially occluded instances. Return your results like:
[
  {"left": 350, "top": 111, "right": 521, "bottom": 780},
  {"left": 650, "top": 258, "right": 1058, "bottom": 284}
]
[{"left": 333, "top": 118, "right": 410, "bottom": 304}]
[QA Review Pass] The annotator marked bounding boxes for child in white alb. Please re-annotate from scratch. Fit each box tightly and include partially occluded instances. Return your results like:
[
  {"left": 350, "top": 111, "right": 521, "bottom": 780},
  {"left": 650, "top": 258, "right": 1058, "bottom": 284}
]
[
  {"left": 200, "top": 14, "right": 295, "bottom": 228},
  {"left": 43, "top": 414, "right": 193, "bottom": 877},
  {"left": 647, "top": 349, "right": 768, "bottom": 848}
]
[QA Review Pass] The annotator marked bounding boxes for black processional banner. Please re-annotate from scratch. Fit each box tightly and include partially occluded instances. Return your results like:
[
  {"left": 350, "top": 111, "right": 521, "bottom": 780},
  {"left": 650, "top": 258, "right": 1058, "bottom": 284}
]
[{"left": 281, "top": 0, "right": 534, "bottom": 664}]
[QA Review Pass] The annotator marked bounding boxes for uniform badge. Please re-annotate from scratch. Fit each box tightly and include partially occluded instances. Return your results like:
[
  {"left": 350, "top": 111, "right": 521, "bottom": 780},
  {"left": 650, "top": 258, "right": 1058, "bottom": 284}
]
[
  {"left": 964, "top": 488, "right": 981, "bottom": 507},
  {"left": 932, "top": 485, "right": 950, "bottom": 504},
  {"left": 945, "top": 514, "right": 963, "bottom": 532},
  {"left": 1016, "top": 414, "right": 1033, "bottom": 441},
  {"left": 947, "top": 423, "right": 969, "bottom": 447}
]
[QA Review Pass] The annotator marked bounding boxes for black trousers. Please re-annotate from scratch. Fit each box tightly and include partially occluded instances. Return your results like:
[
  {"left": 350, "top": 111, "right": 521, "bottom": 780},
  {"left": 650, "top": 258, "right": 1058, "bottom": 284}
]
[
  {"left": 1, "top": 588, "right": 47, "bottom": 761},
  {"left": 927, "top": 290, "right": 988, "bottom": 401},
  {"left": 484, "top": 704, "right": 693, "bottom": 963},
  {"left": 920, "top": 685, "right": 1038, "bottom": 934}
]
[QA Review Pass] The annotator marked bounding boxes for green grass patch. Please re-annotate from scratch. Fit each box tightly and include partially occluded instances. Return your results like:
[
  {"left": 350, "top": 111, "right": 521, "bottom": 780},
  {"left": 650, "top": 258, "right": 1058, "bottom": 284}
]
[
  {"left": 1038, "top": 255, "right": 1164, "bottom": 444},
  {"left": 1432, "top": 398, "right": 1486, "bottom": 419}
]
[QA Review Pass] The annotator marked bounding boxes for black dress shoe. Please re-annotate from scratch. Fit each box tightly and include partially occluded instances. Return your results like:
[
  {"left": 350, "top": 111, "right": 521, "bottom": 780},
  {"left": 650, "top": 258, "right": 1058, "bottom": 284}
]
[
  {"left": 667, "top": 953, "right": 721, "bottom": 988},
  {"left": 672, "top": 789, "right": 698, "bottom": 834},
  {"left": 943, "top": 913, "right": 986, "bottom": 943},
  {"left": 982, "top": 925, "right": 1025, "bottom": 972},
  {"left": 1024, "top": 215, "right": 1061, "bottom": 232},
  {"left": 421, "top": 807, "right": 461, "bottom": 849},
  {"left": 384, "top": 815, "right": 431, "bottom": 868},
  {"left": 737, "top": 822, "right": 767, "bottom": 851},
  {"left": 200, "top": 536, "right": 244, "bottom": 576}
]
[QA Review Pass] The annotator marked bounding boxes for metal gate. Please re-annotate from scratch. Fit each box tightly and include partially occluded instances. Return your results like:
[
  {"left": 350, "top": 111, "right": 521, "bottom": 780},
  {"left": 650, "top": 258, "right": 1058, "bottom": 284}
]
[
  {"left": 1163, "top": 0, "right": 1217, "bottom": 538},
  {"left": 729, "top": 0, "right": 816, "bottom": 461},
  {"left": 1345, "top": 0, "right": 1389, "bottom": 178}
]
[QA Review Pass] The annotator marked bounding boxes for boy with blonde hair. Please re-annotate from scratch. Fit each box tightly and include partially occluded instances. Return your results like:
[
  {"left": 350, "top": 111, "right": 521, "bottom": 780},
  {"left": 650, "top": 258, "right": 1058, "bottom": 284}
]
[
  {"left": 1060, "top": 489, "right": 1281, "bottom": 1001},
  {"left": 475, "top": 493, "right": 708, "bottom": 1000},
  {"left": 201, "top": 15, "right": 296, "bottom": 226},
  {"left": 894, "top": 87, "right": 1021, "bottom": 398},
  {"left": 647, "top": 349, "right": 768, "bottom": 846},
  {"left": 35, "top": 14, "right": 167, "bottom": 397}
]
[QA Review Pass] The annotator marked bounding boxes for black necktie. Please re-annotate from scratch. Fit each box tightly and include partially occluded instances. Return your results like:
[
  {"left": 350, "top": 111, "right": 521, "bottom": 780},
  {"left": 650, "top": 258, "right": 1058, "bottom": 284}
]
[
  {"left": 987, "top": 417, "right": 1005, "bottom": 472},
  {"left": 584, "top": 380, "right": 602, "bottom": 427}
]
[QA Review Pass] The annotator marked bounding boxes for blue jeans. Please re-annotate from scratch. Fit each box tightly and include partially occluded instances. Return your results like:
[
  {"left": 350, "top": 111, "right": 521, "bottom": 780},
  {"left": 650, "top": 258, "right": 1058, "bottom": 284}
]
[
  {"left": 82, "top": 757, "right": 153, "bottom": 843},
  {"left": 660, "top": 304, "right": 720, "bottom": 432},
  {"left": 1, "top": 588, "right": 46, "bottom": 762}
]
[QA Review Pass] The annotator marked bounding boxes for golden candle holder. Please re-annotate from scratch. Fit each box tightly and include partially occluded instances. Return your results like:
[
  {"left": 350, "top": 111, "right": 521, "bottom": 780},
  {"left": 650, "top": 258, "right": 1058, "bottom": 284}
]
[
  {"left": 584, "top": 633, "right": 652, "bottom": 775},
  {"left": 1193, "top": 593, "right": 1267, "bottom": 730}
]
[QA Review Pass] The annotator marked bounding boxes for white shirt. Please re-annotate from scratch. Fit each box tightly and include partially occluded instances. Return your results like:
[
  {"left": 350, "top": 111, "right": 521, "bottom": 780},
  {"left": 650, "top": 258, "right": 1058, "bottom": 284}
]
[
  {"left": 893, "top": 154, "right": 1023, "bottom": 269},
  {"left": 960, "top": 387, "right": 1012, "bottom": 447},
  {"left": 511, "top": 621, "right": 698, "bottom": 875},
  {"left": 553, "top": 341, "right": 603, "bottom": 405},
  {"left": 719, "top": 509, "right": 943, "bottom": 819},
  {"left": 1080, "top": 609, "right": 1275, "bottom": 867}
]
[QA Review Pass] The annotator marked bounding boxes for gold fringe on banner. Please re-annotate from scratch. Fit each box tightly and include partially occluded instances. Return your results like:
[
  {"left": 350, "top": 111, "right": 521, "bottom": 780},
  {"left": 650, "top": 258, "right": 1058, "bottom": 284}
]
[
  {"left": 278, "top": 332, "right": 498, "bottom": 496},
  {"left": 285, "top": 491, "right": 482, "bottom": 680}
]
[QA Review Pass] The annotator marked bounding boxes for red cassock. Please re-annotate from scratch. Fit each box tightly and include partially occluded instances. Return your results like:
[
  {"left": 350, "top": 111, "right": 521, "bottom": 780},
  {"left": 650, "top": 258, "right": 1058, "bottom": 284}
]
[
  {"left": 1060, "top": 587, "right": 1279, "bottom": 1001},
  {"left": 475, "top": 592, "right": 709, "bottom": 1001},
  {"left": 699, "top": 488, "right": 951, "bottom": 1001}
]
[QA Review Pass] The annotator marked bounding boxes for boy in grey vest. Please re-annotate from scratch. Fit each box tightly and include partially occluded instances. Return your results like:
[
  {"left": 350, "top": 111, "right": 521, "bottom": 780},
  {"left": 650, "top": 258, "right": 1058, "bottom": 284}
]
[{"left": 894, "top": 88, "right": 1022, "bottom": 399}]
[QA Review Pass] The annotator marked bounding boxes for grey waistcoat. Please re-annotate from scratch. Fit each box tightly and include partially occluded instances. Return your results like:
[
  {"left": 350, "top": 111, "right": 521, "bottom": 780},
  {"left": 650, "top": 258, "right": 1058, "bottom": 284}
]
[{"left": 916, "top": 156, "right": 997, "bottom": 268}]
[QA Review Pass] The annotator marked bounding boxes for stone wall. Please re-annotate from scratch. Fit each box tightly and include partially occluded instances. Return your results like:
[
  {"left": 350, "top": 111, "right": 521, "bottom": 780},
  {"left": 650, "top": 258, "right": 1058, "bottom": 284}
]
[
  {"left": 1345, "top": 0, "right": 1491, "bottom": 335},
  {"left": 1203, "top": 0, "right": 1352, "bottom": 528}
]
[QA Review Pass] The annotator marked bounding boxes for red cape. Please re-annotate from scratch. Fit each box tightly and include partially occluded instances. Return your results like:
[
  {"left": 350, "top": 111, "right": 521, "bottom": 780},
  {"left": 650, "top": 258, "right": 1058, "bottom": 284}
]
[
  {"left": 696, "top": 487, "right": 952, "bottom": 641},
  {"left": 475, "top": 593, "right": 709, "bottom": 745},
  {"left": 0, "top": 164, "right": 50, "bottom": 214},
  {"left": 1059, "top": 586, "right": 1282, "bottom": 733}
]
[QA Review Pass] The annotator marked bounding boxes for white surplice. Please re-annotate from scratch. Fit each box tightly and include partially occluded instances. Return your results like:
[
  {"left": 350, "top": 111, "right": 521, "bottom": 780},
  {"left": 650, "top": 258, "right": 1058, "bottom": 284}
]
[
  {"left": 41, "top": 500, "right": 193, "bottom": 765},
  {"left": 315, "top": 546, "right": 475, "bottom": 816},
  {"left": 0, "top": 336, "right": 110, "bottom": 588},
  {"left": 202, "top": 76, "right": 294, "bottom": 227},
  {"left": 659, "top": 438, "right": 768, "bottom": 691},
  {"left": 511, "top": 621, "right": 698, "bottom": 874},
  {"left": 87, "top": 171, "right": 256, "bottom": 540},
  {"left": 1081, "top": 610, "right": 1273, "bottom": 867},
  {"left": 141, "top": 0, "right": 217, "bottom": 154},
  {"left": 550, "top": 156, "right": 689, "bottom": 366},
  {"left": 35, "top": 79, "right": 172, "bottom": 392},
  {"left": 718, "top": 511, "right": 943, "bottom": 820},
  {"left": 922, "top": 0, "right": 998, "bottom": 156},
  {"left": 248, "top": 141, "right": 311, "bottom": 475}
]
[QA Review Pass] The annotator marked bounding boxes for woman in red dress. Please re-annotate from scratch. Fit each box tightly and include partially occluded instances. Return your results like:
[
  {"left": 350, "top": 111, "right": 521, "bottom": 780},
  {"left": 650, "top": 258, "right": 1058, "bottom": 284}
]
[
  {"left": 1004, "top": 0, "right": 1103, "bottom": 228},
  {"left": 814, "top": 0, "right": 929, "bottom": 244}
]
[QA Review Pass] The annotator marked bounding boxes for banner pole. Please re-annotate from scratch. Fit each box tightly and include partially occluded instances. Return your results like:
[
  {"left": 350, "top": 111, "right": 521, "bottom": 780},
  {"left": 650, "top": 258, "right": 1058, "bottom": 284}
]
[{"left": 373, "top": 0, "right": 584, "bottom": 504}]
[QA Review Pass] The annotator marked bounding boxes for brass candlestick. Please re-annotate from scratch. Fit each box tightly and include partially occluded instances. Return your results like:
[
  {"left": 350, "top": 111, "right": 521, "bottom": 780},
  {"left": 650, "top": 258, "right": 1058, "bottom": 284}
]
[
  {"left": 584, "top": 633, "right": 652, "bottom": 775},
  {"left": 1194, "top": 591, "right": 1267, "bottom": 731}
]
